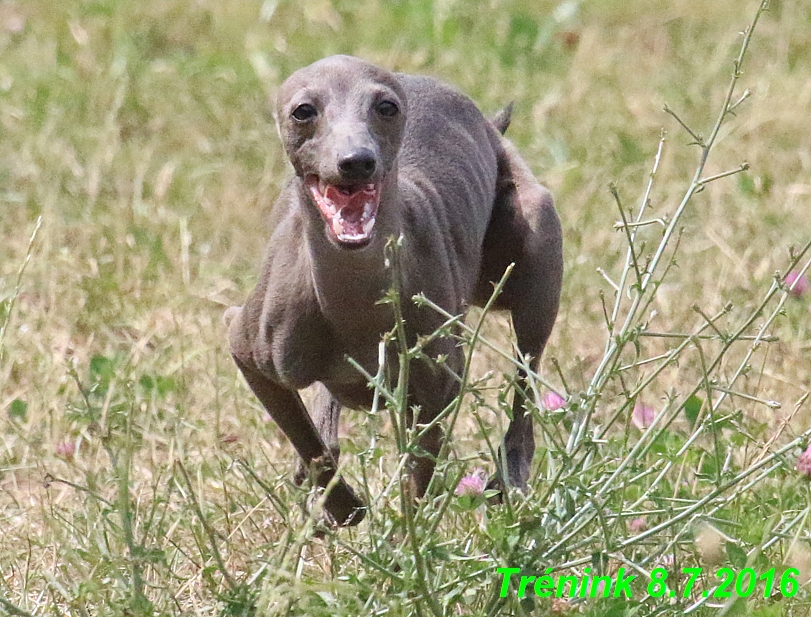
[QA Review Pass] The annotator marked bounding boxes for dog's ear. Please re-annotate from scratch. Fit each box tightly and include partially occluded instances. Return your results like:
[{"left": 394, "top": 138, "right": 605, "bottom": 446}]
[{"left": 490, "top": 101, "right": 514, "bottom": 135}]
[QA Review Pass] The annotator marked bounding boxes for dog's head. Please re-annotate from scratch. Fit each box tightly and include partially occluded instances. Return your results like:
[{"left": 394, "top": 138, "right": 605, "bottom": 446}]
[{"left": 276, "top": 55, "right": 407, "bottom": 249}]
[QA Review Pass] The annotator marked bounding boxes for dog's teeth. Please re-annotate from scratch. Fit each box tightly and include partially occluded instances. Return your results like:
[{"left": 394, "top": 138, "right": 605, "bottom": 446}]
[
  {"left": 362, "top": 218, "right": 375, "bottom": 235},
  {"left": 332, "top": 216, "right": 344, "bottom": 238}
]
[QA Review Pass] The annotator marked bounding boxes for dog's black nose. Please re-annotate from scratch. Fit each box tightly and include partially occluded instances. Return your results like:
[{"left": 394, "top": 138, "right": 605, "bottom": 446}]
[{"left": 338, "top": 148, "right": 377, "bottom": 180}]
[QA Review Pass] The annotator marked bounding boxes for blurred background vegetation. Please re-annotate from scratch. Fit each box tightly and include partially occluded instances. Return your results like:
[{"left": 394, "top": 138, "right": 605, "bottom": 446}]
[{"left": 1, "top": 0, "right": 810, "bottom": 615}]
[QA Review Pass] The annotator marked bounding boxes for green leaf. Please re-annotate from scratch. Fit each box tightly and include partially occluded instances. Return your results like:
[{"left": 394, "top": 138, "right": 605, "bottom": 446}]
[
  {"left": 682, "top": 394, "right": 703, "bottom": 428},
  {"left": 155, "top": 375, "right": 176, "bottom": 395},
  {"left": 9, "top": 398, "right": 27, "bottom": 421},
  {"left": 139, "top": 375, "right": 155, "bottom": 390},
  {"left": 90, "top": 355, "right": 115, "bottom": 384},
  {"left": 726, "top": 541, "right": 747, "bottom": 569}
]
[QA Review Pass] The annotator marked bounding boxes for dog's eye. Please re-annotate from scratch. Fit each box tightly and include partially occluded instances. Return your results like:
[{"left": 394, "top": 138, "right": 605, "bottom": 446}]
[
  {"left": 291, "top": 104, "right": 317, "bottom": 122},
  {"left": 376, "top": 100, "right": 399, "bottom": 118}
]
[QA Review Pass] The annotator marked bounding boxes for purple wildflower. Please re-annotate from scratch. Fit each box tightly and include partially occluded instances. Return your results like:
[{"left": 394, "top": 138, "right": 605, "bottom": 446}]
[
  {"left": 786, "top": 271, "right": 810, "bottom": 298},
  {"left": 455, "top": 468, "right": 488, "bottom": 497},
  {"left": 632, "top": 402, "right": 655, "bottom": 430},
  {"left": 658, "top": 553, "right": 675, "bottom": 568},
  {"left": 55, "top": 441, "right": 76, "bottom": 460},
  {"left": 797, "top": 444, "right": 811, "bottom": 477},
  {"left": 543, "top": 391, "right": 566, "bottom": 411},
  {"left": 628, "top": 517, "right": 647, "bottom": 533}
]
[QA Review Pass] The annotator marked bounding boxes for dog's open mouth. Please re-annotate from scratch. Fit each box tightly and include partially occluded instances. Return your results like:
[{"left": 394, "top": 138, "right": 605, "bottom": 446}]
[{"left": 305, "top": 176, "right": 380, "bottom": 248}]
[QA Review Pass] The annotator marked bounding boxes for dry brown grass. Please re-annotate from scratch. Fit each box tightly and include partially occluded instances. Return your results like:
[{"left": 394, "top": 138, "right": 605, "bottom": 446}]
[{"left": 0, "top": 0, "right": 810, "bottom": 615}]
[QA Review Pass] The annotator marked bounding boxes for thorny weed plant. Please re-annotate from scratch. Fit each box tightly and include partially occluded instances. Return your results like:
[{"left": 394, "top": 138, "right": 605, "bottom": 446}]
[
  {"left": 1, "top": 1, "right": 811, "bottom": 616},
  {"left": 331, "top": 3, "right": 811, "bottom": 616},
  {"left": 268, "top": 2, "right": 811, "bottom": 615}
]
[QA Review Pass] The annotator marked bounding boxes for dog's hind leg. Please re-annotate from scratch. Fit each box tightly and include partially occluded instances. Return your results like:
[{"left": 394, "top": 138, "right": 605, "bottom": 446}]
[
  {"left": 475, "top": 138, "right": 563, "bottom": 489},
  {"left": 401, "top": 321, "right": 464, "bottom": 498}
]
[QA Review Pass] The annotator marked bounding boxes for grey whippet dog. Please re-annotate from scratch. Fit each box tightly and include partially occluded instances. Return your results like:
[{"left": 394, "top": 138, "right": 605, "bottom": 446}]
[{"left": 225, "top": 55, "right": 562, "bottom": 526}]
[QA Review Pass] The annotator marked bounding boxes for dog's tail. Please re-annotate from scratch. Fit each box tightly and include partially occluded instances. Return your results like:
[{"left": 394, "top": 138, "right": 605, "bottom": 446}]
[{"left": 490, "top": 101, "right": 514, "bottom": 135}]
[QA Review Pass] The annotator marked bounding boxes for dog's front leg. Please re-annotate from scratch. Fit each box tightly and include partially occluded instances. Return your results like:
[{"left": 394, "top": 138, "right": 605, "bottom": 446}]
[
  {"left": 294, "top": 382, "right": 342, "bottom": 485},
  {"left": 233, "top": 357, "right": 365, "bottom": 525},
  {"left": 225, "top": 308, "right": 365, "bottom": 526}
]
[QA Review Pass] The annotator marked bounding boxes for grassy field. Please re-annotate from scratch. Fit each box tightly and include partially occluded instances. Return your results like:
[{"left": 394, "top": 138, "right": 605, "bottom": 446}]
[{"left": 1, "top": 0, "right": 811, "bottom": 615}]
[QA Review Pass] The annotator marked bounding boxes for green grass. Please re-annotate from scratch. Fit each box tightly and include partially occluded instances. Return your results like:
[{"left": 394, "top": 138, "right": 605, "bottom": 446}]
[{"left": 1, "top": 0, "right": 811, "bottom": 615}]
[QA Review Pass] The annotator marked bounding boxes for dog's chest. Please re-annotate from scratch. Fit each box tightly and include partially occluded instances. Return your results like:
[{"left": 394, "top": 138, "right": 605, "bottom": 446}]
[{"left": 267, "top": 294, "right": 390, "bottom": 391}]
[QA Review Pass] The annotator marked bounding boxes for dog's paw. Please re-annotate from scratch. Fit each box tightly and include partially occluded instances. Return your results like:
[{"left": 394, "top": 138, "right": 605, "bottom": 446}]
[
  {"left": 297, "top": 455, "right": 367, "bottom": 526},
  {"left": 324, "top": 481, "right": 367, "bottom": 526},
  {"left": 302, "top": 479, "right": 366, "bottom": 527}
]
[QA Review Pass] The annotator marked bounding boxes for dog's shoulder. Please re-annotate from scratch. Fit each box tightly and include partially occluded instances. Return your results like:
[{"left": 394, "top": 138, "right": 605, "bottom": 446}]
[
  {"left": 395, "top": 73, "right": 479, "bottom": 116},
  {"left": 394, "top": 72, "right": 496, "bottom": 160}
]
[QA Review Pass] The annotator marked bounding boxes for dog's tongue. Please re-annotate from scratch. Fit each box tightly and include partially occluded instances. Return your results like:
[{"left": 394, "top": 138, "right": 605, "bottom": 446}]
[
  {"left": 324, "top": 185, "right": 375, "bottom": 233},
  {"left": 308, "top": 179, "right": 380, "bottom": 245}
]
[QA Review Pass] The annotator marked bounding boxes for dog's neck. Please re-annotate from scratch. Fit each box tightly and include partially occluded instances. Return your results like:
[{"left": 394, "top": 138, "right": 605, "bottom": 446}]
[{"left": 299, "top": 171, "right": 402, "bottom": 340}]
